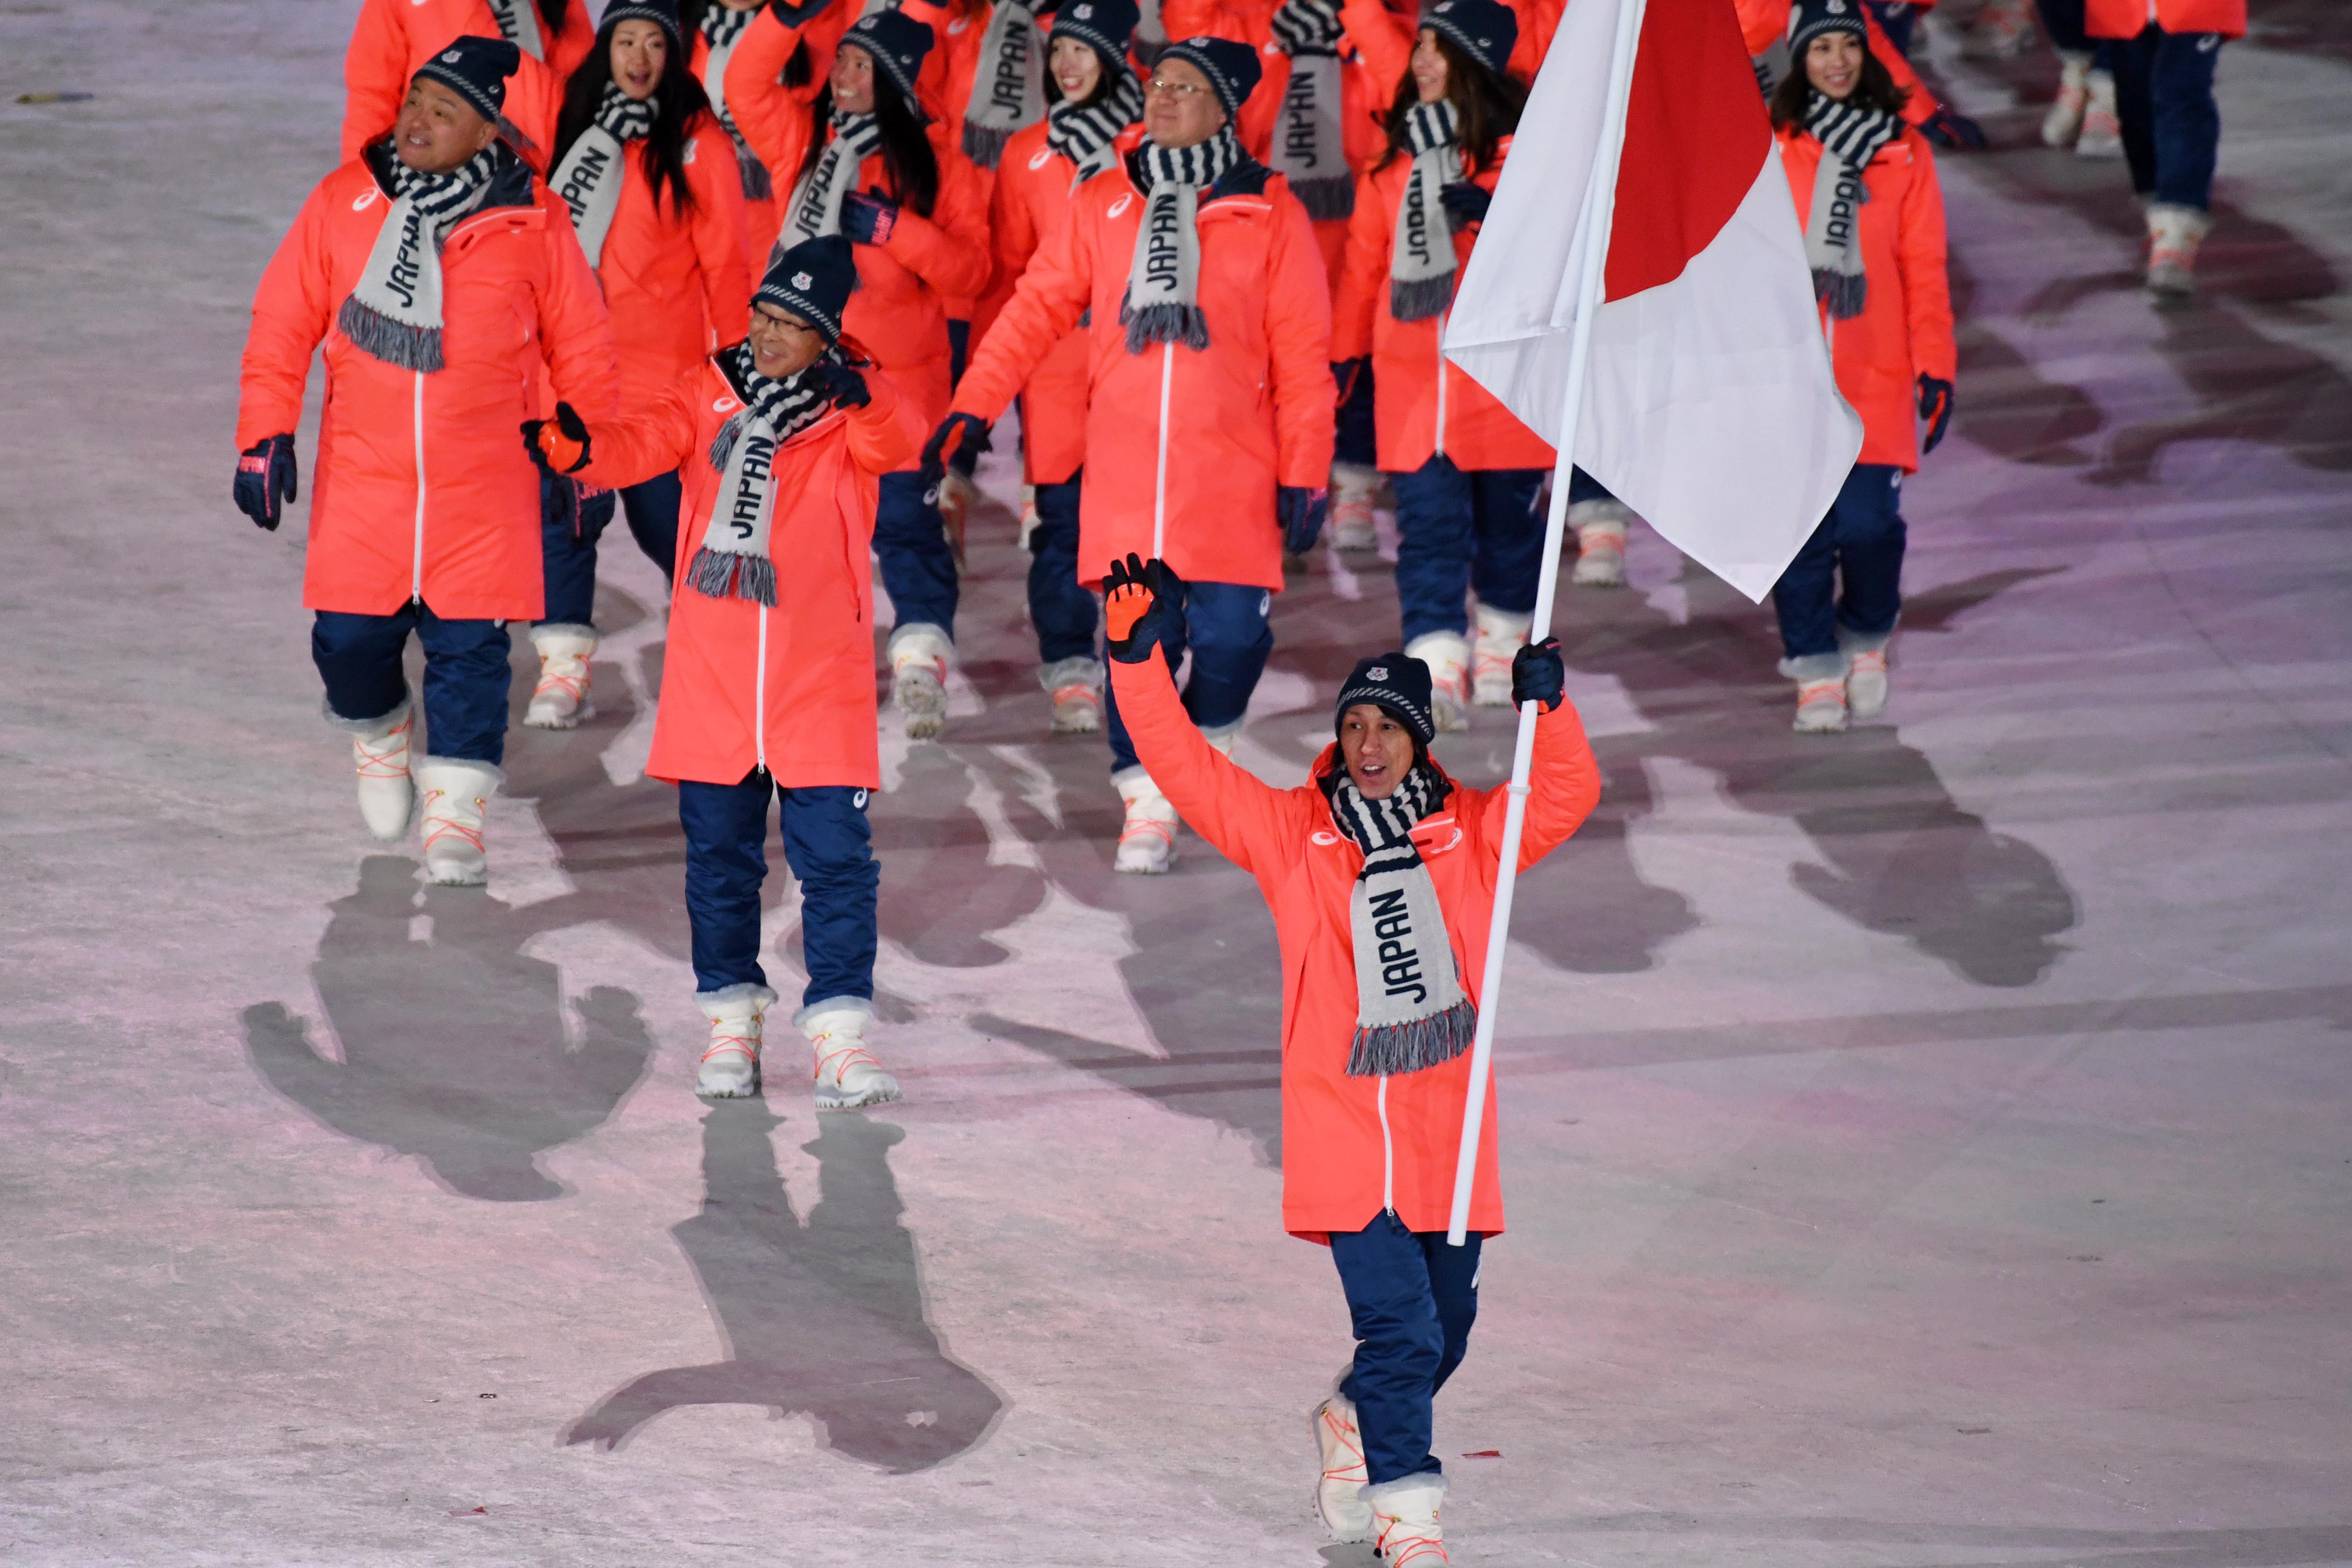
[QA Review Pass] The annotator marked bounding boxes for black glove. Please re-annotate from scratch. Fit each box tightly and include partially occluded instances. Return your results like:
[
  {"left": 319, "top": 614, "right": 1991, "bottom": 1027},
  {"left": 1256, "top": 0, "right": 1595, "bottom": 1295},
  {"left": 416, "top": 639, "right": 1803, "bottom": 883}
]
[
  {"left": 842, "top": 189, "right": 900, "bottom": 245},
  {"left": 768, "top": 0, "right": 842, "bottom": 25},
  {"left": 1331, "top": 355, "right": 1369, "bottom": 406},
  {"left": 812, "top": 359, "right": 871, "bottom": 409},
  {"left": 921, "top": 411, "right": 990, "bottom": 486},
  {"left": 522, "top": 400, "right": 592, "bottom": 474},
  {"left": 1278, "top": 485, "right": 1328, "bottom": 556},
  {"left": 1919, "top": 105, "right": 1986, "bottom": 150},
  {"left": 1916, "top": 373, "right": 1954, "bottom": 455},
  {"left": 233, "top": 433, "right": 298, "bottom": 531},
  {"left": 1511, "top": 636, "right": 1565, "bottom": 712},
  {"left": 1103, "top": 551, "right": 1182, "bottom": 665},
  {"left": 1438, "top": 180, "right": 1492, "bottom": 229}
]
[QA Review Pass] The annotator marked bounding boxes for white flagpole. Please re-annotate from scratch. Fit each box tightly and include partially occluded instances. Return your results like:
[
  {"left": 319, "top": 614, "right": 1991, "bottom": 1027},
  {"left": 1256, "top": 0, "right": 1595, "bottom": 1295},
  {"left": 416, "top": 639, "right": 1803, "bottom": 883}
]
[{"left": 1446, "top": 0, "right": 1649, "bottom": 1246}]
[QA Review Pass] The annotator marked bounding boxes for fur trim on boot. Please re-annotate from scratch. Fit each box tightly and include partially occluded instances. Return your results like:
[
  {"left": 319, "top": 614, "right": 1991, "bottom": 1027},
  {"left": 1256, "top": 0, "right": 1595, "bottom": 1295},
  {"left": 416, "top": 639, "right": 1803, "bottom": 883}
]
[
  {"left": 695, "top": 982, "right": 777, "bottom": 1099},
  {"left": 800, "top": 998, "right": 900, "bottom": 1111},
  {"left": 415, "top": 756, "right": 501, "bottom": 885},
  {"left": 1040, "top": 655, "right": 1103, "bottom": 735},
  {"left": 889, "top": 623, "right": 953, "bottom": 742}
]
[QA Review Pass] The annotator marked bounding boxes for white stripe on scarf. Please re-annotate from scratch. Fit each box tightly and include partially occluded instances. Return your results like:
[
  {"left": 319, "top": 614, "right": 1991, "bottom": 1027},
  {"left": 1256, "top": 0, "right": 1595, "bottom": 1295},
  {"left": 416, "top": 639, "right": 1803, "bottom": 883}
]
[
  {"left": 1803, "top": 91, "right": 1898, "bottom": 320},
  {"left": 1120, "top": 126, "right": 1241, "bottom": 353},
  {"left": 781, "top": 109, "right": 883, "bottom": 252},
  {"left": 1268, "top": 0, "right": 1353, "bottom": 221},
  {"left": 962, "top": 0, "right": 1047, "bottom": 170},
  {"left": 551, "top": 83, "right": 656, "bottom": 271},
  {"left": 687, "top": 344, "right": 844, "bottom": 607},
  {"left": 335, "top": 144, "right": 501, "bottom": 373},
  {"left": 1390, "top": 98, "right": 1459, "bottom": 323},
  {"left": 1326, "top": 764, "right": 1477, "bottom": 1077},
  {"left": 700, "top": 3, "right": 774, "bottom": 201},
  {"left": 1045, "top": 69, "right": 1145, "bottom": 187},
  {"left": 485, "top": 0, "right": 545, "bottom": 61}
]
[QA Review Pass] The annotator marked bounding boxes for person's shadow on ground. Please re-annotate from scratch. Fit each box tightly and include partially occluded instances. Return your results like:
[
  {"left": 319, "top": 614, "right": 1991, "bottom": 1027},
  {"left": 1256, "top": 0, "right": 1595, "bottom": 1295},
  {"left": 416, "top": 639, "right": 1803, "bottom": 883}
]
[
  {"left": 242, "top": 854, "right": 656, "bottom": 1200},
  {"left": 563, "top": 1101, "right": 1002, "bottom": 1472}
]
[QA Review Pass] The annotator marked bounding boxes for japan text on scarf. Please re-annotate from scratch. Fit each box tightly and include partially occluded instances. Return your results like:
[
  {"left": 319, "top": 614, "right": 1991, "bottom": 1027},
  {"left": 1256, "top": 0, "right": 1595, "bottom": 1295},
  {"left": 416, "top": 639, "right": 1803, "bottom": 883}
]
[
  {"left": 781, "top": 109, "right": 885, "bottom": 250},
  {"left": 698, "top": 3, "right": 772, "bottom": 201},
  {"left": 1267, "top": 0, "right": 1353, "bottom": 221},
  {"left": 1803, "top": 90, "right": 1898, "bottom": 319},
  {"left": 550, "top": 83, "right": 657, "bottom": 271},
  {"left": 963, "top": 0, "right": 1048, "bottom": 169},
  {"left": 688, "top": 342, "right": 850, "bottom": 607},
  {"left": 1389, "top": 97, "right": 1460, "bottom": 323},
  {"left": 1118, "top": 125, "right": 1242, "bottom": 354},
  {"left": 336, "top": 143, "right": 505, "bottom": 373},
  {"left": 1322, "top": 762, "right": 1478, "bottom": 1077}
]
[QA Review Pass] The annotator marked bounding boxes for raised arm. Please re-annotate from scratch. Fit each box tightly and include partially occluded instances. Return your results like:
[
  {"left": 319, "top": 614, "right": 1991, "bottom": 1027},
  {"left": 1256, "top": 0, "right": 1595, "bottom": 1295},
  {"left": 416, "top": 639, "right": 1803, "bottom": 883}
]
[
  {"left": 844, "top": 360, "right": 929, "bottom": 475},
  {"left": 1482, "top": 690, "right": 1601, "bottom": 872},
  {"left": 875, "top": 138, "right": 994, "bottom": 298},
  {"left": 340, "top": 0, "right": 409, "bottom": 164},
  {"left": 1339, "top": 0, "right": 1412, "bottom": 99},
  {"left": 687, "top": 117, "right": 756, "bottom": 346},
  {"left": 724, "top": 0, "right": 834, "bottom": 183},
  {"left": 237, "top": 184, "right": 337, "bottom": 449}
]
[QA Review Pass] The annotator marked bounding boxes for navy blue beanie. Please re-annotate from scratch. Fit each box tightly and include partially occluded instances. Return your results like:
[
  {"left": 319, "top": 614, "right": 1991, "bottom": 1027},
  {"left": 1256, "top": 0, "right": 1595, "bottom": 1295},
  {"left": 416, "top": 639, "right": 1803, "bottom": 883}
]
[
  {"left": 412, "top": 34, "right": 522, "bottom": 125},
  {"left": 1335, "top": 653, "right": 1438, "bottom": 748},
  {"left": 1051, "top": 0, "right": 1142, "bottom": 78},
  {"left": 602, "top": 0, "right": 685, "bottom": 50},
  {"left": 1421, "top": 0, "right": 1518, "bottom": 79},
  {"left": 1789, "top": 0, "right": 1868, "bottom": 57},
  {"left": 1158, "top": 35, "right": 1261, "bottom": 121},
  {"left": 840, "top": 8, "right": 937, "bottom": 119},
  {"left": 757, "top": 235, "right": 856, "bottom": 344}
]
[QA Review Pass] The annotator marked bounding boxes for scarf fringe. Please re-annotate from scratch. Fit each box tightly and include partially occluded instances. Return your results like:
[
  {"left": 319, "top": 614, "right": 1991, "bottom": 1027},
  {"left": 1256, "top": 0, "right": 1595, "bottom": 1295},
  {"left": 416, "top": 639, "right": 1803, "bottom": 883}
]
[
  {"left": 1811, "top": 267, "right": 1868, "bottom": 320},
  {"left": 1291, "top": 173, "right": 1355, "bottom": 222},
  {"left": 1346, "top": 996, "right": 1478, "bottom": 1078},
  {"left": 1120, "top": 297, "right": 1210, "bottom": 354},
  {"left": 1389, "top": 270, "right": 1456, "bottom": 325},
  {"left": 708, "top": 414, "right": 743, "bottom": 474},
  {"left": 736, "top": 145, "right": 772, "bottom": 202},
  {"left": 336, "top": 295, "right": 444, "bottom": 373},
  {"left": 961, "top": 120, "right": 1014, "bottom": 170},
  {"left": 686, "top": 544, "right": 778, "bottom": 608}
]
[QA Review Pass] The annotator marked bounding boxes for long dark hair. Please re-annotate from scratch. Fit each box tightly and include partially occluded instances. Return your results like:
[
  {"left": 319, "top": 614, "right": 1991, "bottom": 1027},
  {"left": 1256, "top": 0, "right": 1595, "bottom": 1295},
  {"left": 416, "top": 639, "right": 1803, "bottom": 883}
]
[
  {"left": 539, "top": 0, "right": 572, "bottom": 34},
  {"left": 797, "top": 55, "right": 940, "bottom": 218},
  {"left": 554, "top": 17, "right": 713, "bottom": 218},
  {"left": 1769, "top": 42, "right": 1911, "bottom": 131},
  {"left": 1377, "top": 33, "right": 1524, "bottom": 174}
]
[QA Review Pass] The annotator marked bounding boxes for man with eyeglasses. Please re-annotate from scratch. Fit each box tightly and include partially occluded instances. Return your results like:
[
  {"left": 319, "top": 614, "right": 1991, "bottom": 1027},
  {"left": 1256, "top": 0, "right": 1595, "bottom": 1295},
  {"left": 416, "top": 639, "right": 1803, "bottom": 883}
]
[{"left": 922, "top": 35, "right": 1336, "bottom": 875}]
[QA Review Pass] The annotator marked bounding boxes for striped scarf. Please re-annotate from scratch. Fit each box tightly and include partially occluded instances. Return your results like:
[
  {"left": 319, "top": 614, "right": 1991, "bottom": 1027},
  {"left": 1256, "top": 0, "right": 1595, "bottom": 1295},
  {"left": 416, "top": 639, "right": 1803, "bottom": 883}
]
[
  {"left": 1120, "top": 126, "right": 1242, "bottom": 353},
  {"left": 486, "top": 0, "right": 544, "bottom": 60},
  {"left": 688, "top": 344, "right": 844, "bottom": 607},
  {"left": 1045, "top": 70, "right": 1145, "bottom": 186},
  {"left": 1389, "top": 98, "right": 1459, "bottom": 323},
  {"left": 550, "top": 83, "right": 656, "bottom": 271},
  {"left": 1268, "top": 0, "right": 1353, "bottom": 221},
  {"left": 781, "top": 109, "right": 884, "bottom": 252},
  {"left": 335, "top": 144, "right": 501, "bottom": 373},
  {"left": 1803, "top": 91, "right": 1898, "bottom": 319},
  {"left": 962, "top": 0, "right": 1047, "bottom": 169},
  {"left": 699, "top": 2, "right": 773, "bottom": 201},
  {"left": 1325, "top": 763, "right": 1477, "bottom": 1077}
]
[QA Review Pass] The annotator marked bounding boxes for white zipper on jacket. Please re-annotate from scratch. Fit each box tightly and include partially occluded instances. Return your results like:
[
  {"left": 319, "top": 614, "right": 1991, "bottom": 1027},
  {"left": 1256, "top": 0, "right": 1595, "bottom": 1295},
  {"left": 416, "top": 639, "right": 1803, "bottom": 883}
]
[
  {"left": 1378, "top": 1074, "right": 1395, "bottom": 1214},
  {"left": 1432, "top": 307, "right": 1449, "bottom": 460},
  {"left": 410, "top": 370, "right": 427, "bottom": 603},
  {"left": 754, "top": 604, "right": 770, "bottom": 774},
  {"left": 1152, "top": 341, "right": 1174, "bottom": 556}
]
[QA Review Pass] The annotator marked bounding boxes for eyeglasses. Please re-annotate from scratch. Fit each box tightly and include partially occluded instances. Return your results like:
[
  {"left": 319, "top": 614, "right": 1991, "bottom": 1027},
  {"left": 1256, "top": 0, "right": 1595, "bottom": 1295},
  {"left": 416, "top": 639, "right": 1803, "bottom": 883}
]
[
  {"left": 747, "top": 308, "right": 814, "bottom": 336},
  {"left": 1144, "top": 76, "right": 1212, "bottom": 99}
]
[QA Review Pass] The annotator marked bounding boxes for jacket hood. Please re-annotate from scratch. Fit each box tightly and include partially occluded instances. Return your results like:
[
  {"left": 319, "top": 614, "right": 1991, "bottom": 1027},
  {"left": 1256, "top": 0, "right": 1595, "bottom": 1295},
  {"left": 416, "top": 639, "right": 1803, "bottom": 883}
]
[{"left": 363, "top": 139, "right": 536, "bottom": 212}]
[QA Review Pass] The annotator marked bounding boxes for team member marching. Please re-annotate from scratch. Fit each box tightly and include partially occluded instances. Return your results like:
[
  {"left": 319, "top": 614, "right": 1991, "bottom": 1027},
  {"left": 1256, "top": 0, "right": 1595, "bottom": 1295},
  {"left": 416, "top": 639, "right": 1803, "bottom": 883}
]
[
  {"left": 1332, "top": 0, "right": 1549, "bottom": 733},
  {"left": 930, "top": 37, "right": 1337, "bottom": 873},
  {"left": 743, "top": 9, "right": 992, "bottom": 741},
  {"left": 1768, "top": 0, "right": 1956, "bottom": 734},
  {"left": 2083, "top": 0, "right": 2244, "bottom": 295},
  {"left": 341, "top": 0, "right": 596, "bottom": 169},
  {"left": 534, "top": 238, "right": 923, "bottom": 1109},
  {"left": 981, "top": 0, "right": 1148, "bottom": 736},
  {"left": 528, "top": 0, "right": 753, "bottom": 730},
  {"left": 1100, "top": 555, "right": 1600, "bottom": 1562},
  {"left": 236, "top": 38, "right": 618, "bottom": 885}
]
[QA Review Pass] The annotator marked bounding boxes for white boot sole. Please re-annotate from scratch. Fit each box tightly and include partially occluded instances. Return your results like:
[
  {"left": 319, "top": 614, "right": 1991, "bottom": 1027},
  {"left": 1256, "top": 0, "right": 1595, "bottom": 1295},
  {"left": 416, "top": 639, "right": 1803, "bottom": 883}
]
[
  {"left": 815, "top": 1078, "right": 902, "bottom": 1111},
  {"left": 522, "top": 698, "right": 595, "bottom": 731},
  {"left": 1049, "top": 702, "right": 1102, "bottom": 735},
  {"left": 1310, "top": 1403, "right": 1374, "bottom": 1544},
  {"left": 697, "top": 1063, "right": 761, "bottom": 1098}
]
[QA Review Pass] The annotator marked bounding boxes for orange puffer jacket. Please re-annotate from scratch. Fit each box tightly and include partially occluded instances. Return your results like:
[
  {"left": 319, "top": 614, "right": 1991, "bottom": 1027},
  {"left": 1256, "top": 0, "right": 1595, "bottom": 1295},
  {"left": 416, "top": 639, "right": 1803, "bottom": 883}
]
[
  {"left": 1332, "top": 134, "right": 1551, "bottom": 474},
  {"left": 1776, "top": 122, "right": 1954, "bottom": 474},
  {"left": 237, "top": 147, "right": 618, "bottom": 622},
  {"left": 953, "top": 154, "right": 1336, "bottom": 591},
  {"left": 2086, "top": 0, "right": 2245, "bottom": 38},
  {"left": 556, "top": 111, "right": 754, "bottom": 409},
  {"left": 1109, "top": 652, "right": 1601, "bottom": 1240},
  {"left": 340, "top": 0, "right": 595, "bottom": 170},
  {"left": 719, "top": 0, "right": 856, "bottom": 215},
  {"left": 576, "top": 353, "right": 926, "bottom": 789},
  {"left": 693, "top": 26, "right": 786, "bottom": 266},
  {"left": 977, "top": 118, "right": 1145, "bottom": 486}
]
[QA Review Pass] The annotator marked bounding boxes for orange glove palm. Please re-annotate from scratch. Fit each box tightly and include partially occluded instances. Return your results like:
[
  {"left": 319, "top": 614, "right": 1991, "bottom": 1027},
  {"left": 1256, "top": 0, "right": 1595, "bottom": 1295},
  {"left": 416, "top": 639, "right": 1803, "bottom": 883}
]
[{"left": 1103, "top": 552, "right": 1178, "bottom": 664}]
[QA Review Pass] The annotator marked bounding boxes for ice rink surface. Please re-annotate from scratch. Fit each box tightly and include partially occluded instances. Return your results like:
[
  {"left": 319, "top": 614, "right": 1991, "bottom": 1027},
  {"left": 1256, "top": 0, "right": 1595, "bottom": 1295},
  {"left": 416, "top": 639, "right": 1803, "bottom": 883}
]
[{"left": 4, "top": 2, "right": 2351, "bottom": 1563}]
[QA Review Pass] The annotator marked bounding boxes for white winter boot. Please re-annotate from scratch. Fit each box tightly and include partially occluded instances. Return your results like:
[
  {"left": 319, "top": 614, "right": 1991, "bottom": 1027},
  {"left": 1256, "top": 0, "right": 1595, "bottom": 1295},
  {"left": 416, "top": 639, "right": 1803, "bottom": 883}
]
[
  {"left": 1311, "top": 1394, "right": 1373, "bottom": 1543},
  {"left": 1331, "top": 462, "right": 1381, "bottom": 552},
  {"left": 1840, "top": 626, "right": 1893, "bottom": 720},
  {"left": 1781, "top": 652, "right": 1850, "bottom": 735},
  {"left": 1471, "top": 603, "right": 1531, "bottom": 708},
  {"left": 2075, "top": 69, "right": 2123, "bottom": 158},
  {"left": 803, "top": 1000, "right": 901, "bottom": 1111},
  {"left": 1041, "top": 655, "right": 1103, "bottom": 735},
  {"left": 1569, "top": 498, "right": 1631, "bottom": 587},
  {"left": 1365, "top": 1472, "right": 1450, "bottom": 1566},
  {"left": 695, "top": 982, "right": 776, "bottom": 1099},
  {"left": 888, "top": 623, "right": 953, "bottom": 742},
  {"left": 1113, "top": 768, "right": 1180, "bottom": 875},
  {"left": 2146, "top": 203, "right": 2212, "bottom": 298},
  {"left": 524, "top": 624, "right": 597, "bottom": 730},
  {"left": 340, "top": 699, "right": 416, "bottom": 842},
  {"left": 415, "top": 757, "right": 501, "bottom": 885},
  {"left": 1405, "top": 631, "right": 1472, "bottom": 733},
  {"left": 2042, "top": 51, "right": 2092, "bottom": 148}
]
